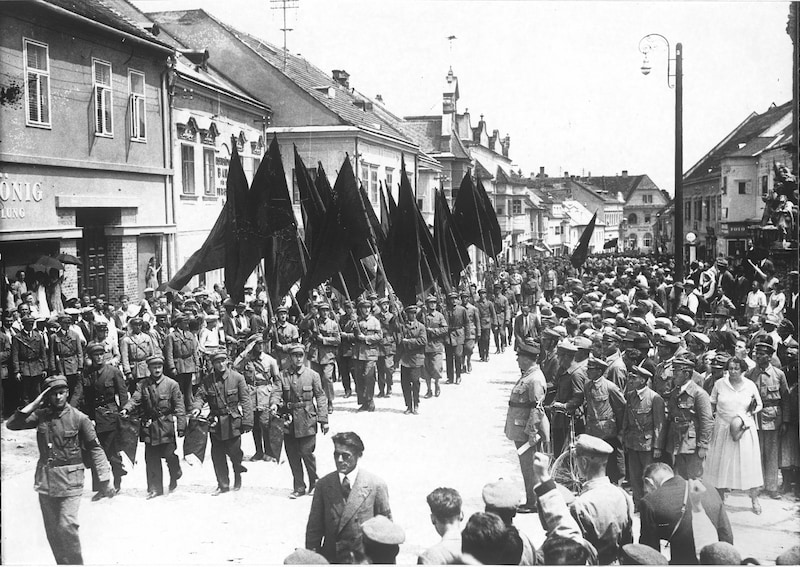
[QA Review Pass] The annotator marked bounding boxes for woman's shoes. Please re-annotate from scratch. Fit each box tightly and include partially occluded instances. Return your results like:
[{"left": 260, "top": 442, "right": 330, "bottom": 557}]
[{"left": 751, "top": 498, "right": 762, "bottom": 515}]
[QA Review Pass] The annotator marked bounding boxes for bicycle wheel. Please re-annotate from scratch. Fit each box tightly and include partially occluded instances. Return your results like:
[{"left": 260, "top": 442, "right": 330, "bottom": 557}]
[{"left": 549, "top": 449, "right": 583, "bottom": 495}]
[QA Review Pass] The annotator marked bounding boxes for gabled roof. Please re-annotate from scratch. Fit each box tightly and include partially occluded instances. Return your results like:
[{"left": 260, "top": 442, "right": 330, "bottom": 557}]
[
  {"left": 495, "top": 166, "right": 528, "bottom": 186},
  {"left": 44, "top": 0, "right": 172, "bottom": 50},
  {"left": 684, "top": 101, "right": 792, "bottom": 183},
  {"left": 581, "top": 175, "right": 645, "bottom": 202},
  {"left": 474, "top": 160, "right": 493, "bottom": 181},
  {"left": 402, "top": 115, "right": 471, "bottom": 160},
  {"left": 570, "top": 179, "right": 625, "bottom": 203},
  {"left": 563, "top": 200, "right": 605, "bottom": 227}
]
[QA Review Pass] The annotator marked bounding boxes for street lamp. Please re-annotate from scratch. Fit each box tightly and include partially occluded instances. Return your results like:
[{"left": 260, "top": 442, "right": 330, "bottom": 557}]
[{"left": 639, "top": 34, "right": 683, "bottom": 282}]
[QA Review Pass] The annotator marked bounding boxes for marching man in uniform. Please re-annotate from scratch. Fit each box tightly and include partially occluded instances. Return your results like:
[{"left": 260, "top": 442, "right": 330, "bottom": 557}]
[
  {"left": 121, "top": 317, "right": 158, "bottom": 393},
  {"left": 164, "top": 313, "right": 200, "bottom": 412},
  {"left": 48, "top": 313, "right": 84, "bottom": 407},
  {"left": 12, "top": 314, "right": 48, "bottom": 404}
]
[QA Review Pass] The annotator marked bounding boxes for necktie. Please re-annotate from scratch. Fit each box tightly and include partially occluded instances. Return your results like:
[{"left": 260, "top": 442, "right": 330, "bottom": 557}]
[{"left": 341, "top": 475, "right": 351, "bottom": 500}]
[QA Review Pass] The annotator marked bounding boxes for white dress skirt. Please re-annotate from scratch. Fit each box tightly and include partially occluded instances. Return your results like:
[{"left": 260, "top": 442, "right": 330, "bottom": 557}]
[{"left": 704, "top": 377, "right": 764, "bottom": 490}]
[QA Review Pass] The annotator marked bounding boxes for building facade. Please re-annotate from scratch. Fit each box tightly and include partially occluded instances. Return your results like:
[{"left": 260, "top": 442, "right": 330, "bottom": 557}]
[{"left": 0, "top": 0, "right": 174, "bottom": 302}]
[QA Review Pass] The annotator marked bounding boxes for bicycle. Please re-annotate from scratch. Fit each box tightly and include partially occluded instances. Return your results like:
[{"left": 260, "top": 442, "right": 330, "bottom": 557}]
[{"left": 546, "top": 404, "right": 584, "bottom": 495}]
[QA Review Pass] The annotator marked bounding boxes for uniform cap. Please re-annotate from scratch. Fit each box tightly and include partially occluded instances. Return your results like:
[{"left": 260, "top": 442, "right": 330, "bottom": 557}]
[
  {"left": 517, "top": 338, "right": 541, "bottom": 358},
  {"left": 481, "top": 479, "right": 522, "bottom": 509},
  {"left": 675, "top": 314, "right": 695, "bottom": 328},
  {"left": 288, "top": 344, "right": 306, "bottom": 355},
  {"left": 404, "top": 304, "right": 418, "bottom": 312},
  {"left": 574, "top": 434, "right": 613, "bottom": 456},
  {"left": 573, "top": 336, "right": 592, "bottom": 351},
  {"left": 603, "top": 306, "right": 621, "bottom": 316},
  {"left": 43, "top": 375, "right": 69, "bottom": 390},
  {"left": 367, "top": 293, "right": 378, "bottom": 300},
  {"left": 283, "top": 548, "right": 329, "bottom": 565},
  {"left": 146, "top": 355, "right": 164, "bottom": 366},
  {"left": 425, "top": 295, "right": 438, "bottom": 303},
  {"left": 620, "top": 544, "right": 668, "bottom": 565},
  {"left": 275, "top": 306, "right": 289, "bottom": 314},
  {"left": 654, "top": 317, "right": 672, "bottom": 330},
  {"left": 688, "top": 331, "right": 710, "bottom": 346},
  {"left": 715, "top": 258, "right": 729, "bottom": 268},
  {"left": 21, "top": 315, "right": 36, "bottom": 323},
  {"left": 143, "top": 287, "right": 155, "bottom": 294},
  {"left": 631, "top": 365, "right": 653, "bottom": 379},
  {"left": 246, "top": 333, "right": 264, "bottom": 346},
  {"left": 94, "top": 321, "right": 108, "bottom": 329},
  {"left": 210, "top": 350, "right": 228, "bottom": 362},
  {"left": 86, "top": 343, "right": 105, "bottom": 355},
  {"left": 360, "top": 515, "right": 405, "bottom": 545},
  {"left": 447, "top": 291, "right": 459, "bottom": 299},
  {"left": 765, "top": 314, "right": 781, "bottom": 327},
  {"left": 672, "top": 354, "right": 696, "bottom": 368},
  {"left": 542, "top": 328, "right": 561, "bottom": 341},
  {"left": 317, "top": 302, "right": 331, "bottom": 310},
  {"left": 658, "top": 334, "right": 681, "bottom": 346},
  {"left": 65, "top": 308, "right": 80, "bottom": 316},
  {"left": 587, "top": 356, "right": 608, "bottom": 370},
  {"left": 754, "top": 340, "right": 776, "bottom": 353},
  {"left": 478, "top": 288, "right": 487, "bottom": 294},
  {"left": 81, "top": 307, "right": 94, "bottom": 314},
  {"left": 557, "top": 340, "right": 578, "bottom": 354},
  {"left": 577, "top": 312, "right": 593, "bottom": 321}
]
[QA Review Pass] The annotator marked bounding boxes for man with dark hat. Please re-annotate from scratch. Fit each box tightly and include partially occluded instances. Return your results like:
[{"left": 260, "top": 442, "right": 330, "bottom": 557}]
[
  {"left": 271, "top": 344, "right": 329, "bottom": 498},
  {"left": 11, "top": 313, "right": 48, "bottom": 404},
  {"left": 481, "top": 479, "right": 538, "bottom": 564},
  {"left": 621, "top": 365, "right": 665, "bottom": 507},
  {"left": 164, "top": 313, "right": 200, "bottom": 412},
  {"left": 48, "top": 313, "right": 84, "bottom": 407},
  {"left": 475, "top": 288, "right": 497, "bottom": 362},
  {"left": 569, "top": 434, "right": 634, "bottom": 565},
  {"left": 120, "top": 355, "right": 185, "bottom": 498},
  {"left": 376, "top": 298, "right": 398, "bottom": 398},
  {"left": 746, "top": 340, "right": 789, "bottom": 499},
  {"left": 461, "top": 292, "right": 480, "bottom": 373},
  {"left": 665, "top": 355, "right": 714, "bottom": 480},
  {"left": 397, "top": 304, "right": 427, "bottom": 414},
  {"left": 505, "top": 337, "right": 547, "bottom": 514},
  {"left": 550, "top": 340, "right": 585, "bottom": 458},
  {"left": 191, "top": 350, "right": 253, "bottom": 494},
  {"left": 443, "top": 291, "right": 468, "bottom": 386},
  {"left": 7, "top": 375, "right": 114, "bottom": 564},
  {"left": 422, "top": 295, "right": 448, "bottom": 399},
  {"left": 121, "top": 317, "right": 158, "bottom": 393},
  {"left": 350, "top": 298, "right": 382, "bottom": 411},
  {"left": 84, "top": 343, "right": 129, "bottom": 494}
]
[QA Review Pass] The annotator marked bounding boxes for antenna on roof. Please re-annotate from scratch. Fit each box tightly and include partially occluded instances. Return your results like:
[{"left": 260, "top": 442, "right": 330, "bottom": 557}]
[{"left": 271, "top": 0, "right": 298, "bottom": 71}]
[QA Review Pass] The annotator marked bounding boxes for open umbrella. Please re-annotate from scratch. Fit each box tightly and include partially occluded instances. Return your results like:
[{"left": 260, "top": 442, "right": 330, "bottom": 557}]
[
  {"left": 56, "top": 253, "right": 82, "bottom": 266},
  {"left": 30, "top": 255, "right": 64, "bottom": 272}
]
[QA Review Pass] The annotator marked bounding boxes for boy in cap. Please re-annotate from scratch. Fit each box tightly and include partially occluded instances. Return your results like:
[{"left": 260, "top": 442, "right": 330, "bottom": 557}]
[
  {"left": 121, "top": 356, "right": 185, "bottom": 498},
  {"left": 85, "top": 321, "right": 120, "bottom": 369},
  {"left": 621, "top": 365, "right": 665, "bottom": 507},
  {"left": 397, "top": 304, "right": 427, "bottom": 414},
  {"left": 7, "top": 375, "right": 114, "bottom": 564}
]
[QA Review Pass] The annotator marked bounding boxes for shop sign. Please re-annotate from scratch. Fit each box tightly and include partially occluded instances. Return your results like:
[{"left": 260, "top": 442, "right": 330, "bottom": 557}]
[
  {"left": 216, "top": 156, "right": 229, "bottom": 194},
  {"left": 0, "top": 173, "right": 43, "bottom": 219}
]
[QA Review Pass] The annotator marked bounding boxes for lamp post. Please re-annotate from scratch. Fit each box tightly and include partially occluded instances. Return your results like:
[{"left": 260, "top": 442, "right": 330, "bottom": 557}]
[{"left": 639, "top": 34, "right": 683, "bottom": 281}]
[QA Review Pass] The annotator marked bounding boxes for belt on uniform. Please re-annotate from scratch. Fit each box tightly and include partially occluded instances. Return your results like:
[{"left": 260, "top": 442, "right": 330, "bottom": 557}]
[
  {"left": 287, "top": 401, "right": 310, "bottom": 409},
  {"left": 508, "top": 401, "right": 536, "bottom": 409},
  {"left": 672, "top": 416, "right": 690, "bottom": 423},
  {"left": 254, "top": 379, "right": 270, "bottom": 386},
  {"left": 763, "top": 400, "right": 781, "bottom": 407}
]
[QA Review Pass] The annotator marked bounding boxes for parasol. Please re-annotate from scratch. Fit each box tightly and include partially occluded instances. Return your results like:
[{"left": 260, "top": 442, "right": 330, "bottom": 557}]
[
  {"left": 56, "top": 253, "right": 82, "bottom": 266},
  {"left": 29, "top": 255, "right": 64, "bottom": 272}
]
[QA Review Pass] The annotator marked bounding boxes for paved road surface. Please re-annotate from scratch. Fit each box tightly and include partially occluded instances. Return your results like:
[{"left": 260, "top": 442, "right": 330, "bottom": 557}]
[{"left": 2, "top": 348, "right": 799, "bottom": 564}]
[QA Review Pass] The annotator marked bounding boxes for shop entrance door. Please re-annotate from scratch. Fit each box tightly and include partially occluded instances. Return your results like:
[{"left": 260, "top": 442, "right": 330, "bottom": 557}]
[{"left": 77, "top": 209, "right": 113, "bottom": 299}]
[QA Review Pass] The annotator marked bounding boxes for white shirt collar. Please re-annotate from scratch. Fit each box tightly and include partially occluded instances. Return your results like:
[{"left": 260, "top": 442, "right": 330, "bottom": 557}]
[
  {"left": 339, "top": 465, "right": 359, "bottom": 488},
  {"left": 679, "top": 380, "right": 691, "bottom": 394}
]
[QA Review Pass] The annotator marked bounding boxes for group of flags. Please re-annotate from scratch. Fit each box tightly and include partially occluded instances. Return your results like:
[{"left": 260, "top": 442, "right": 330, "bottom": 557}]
[{"left": 166, "top": 135, "right": 597, "bottom": 310}]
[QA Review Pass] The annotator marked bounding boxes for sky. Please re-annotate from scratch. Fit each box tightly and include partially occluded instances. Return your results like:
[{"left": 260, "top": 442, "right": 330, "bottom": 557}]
[{"left": 132, "top": 0, "right": 794, "bottom": 195}]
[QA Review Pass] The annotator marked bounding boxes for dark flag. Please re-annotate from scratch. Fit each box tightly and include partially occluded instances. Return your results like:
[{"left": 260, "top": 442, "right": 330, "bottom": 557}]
[
  {"left": 383, "top": 162, "right": 422, "bottom": 306},
  {"left": 223, "top": 143, "right": 253, "bottom": 303},
  {"left": 434, "top": 188, "right": 471, "bottom": 290},
  {"left": 183, "top": 417, "right": 209, "bottom": 464},
  {"left": 414, "top": 201, "right": 443, "bottom": 293},
  {"left": 453, "top": 173, "right": 502, "bottom": 258},
  {"left": 294, "top": 147, "right": 325, "bottom": 251},
  {"left": 570, "top": 211, "right": 598, "bottom": 269},
  {"left": 603, "top": 237, "right": 618, "bottom": 250},
  {"left": 164, "top": 199, "right": 227, "bottom": 291},
  {"left": 386, "top": 184, "right": 397, "bottom": 219},
  {"left": 315, "top": 162, "right": 334, "bottom": 209},
  {"left": 117, "top": 414, "right": 140, "bottom": 465},
  {"left": 379, "top": 182, "right": 392, "bottom": 246},
  {"left": 358, "top": 182, "right": 385, "bottom": 252}
]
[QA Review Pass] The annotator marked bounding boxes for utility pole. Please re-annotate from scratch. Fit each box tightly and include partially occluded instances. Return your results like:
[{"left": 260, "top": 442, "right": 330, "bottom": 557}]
[{"left": 270, "top": 0, "right": 298, "bottom": 71}]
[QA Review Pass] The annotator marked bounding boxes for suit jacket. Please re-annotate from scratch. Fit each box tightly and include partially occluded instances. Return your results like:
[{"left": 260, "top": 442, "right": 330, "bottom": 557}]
[
  {"left": 164, "top": 330, "right": 200, "bottom": 375},
  {"left": 48, "top": 329, "right": 84, "bottom": 375},
  {"left": 11, "top": 329, "right": 47, "bottom": 376},
  {"left": 639, "top": 475, "right": 733, "bottom": 565},
  {"left": 305, "top": 469, "right": 392, "bottom": 563}
]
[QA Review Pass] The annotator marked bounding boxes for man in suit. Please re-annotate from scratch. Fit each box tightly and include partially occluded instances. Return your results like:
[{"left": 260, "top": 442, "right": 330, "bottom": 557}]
[
  {"left": 639, "top": 462, "right": 733, "bottom": 565},
  {"left": 513, "top": 304, "right": 537, "bottom": 351},
  {"left": 11, "top": 314, "right": 47, "bottom": 404},
  {"left": 305, "top": 432, "right": 391, "bottom": 564}
]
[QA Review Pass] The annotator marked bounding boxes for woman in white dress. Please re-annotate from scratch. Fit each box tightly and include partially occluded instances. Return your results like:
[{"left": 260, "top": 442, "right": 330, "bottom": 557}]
[{"left": 704, "top": 357, "right": 764, "bottom": 513}]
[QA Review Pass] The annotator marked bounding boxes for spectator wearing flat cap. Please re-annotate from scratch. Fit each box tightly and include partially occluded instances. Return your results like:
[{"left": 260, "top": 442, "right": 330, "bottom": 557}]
[
  {"left": 164, "top": 314, "right": 200, "bottom": 412},
  {"left": 121, "top": 355, "right": 185, "bottom": 499},
  {"left": 284, "top": 548, "right": 329, "bottom": 564},
  {"left": 505, "top": 338, "right": 548, "bottom": 514},
  {"left": 121, "top": 317, "right": 159, "bottom": 393},
  {"left": 481, "top": 479, "right": 539, "bottom": 565},
  {"left": 11, "top": 313, "right": 48, "bottom": 404},
  {"left": 620, "top": 543, "right": 668, "bottom": 565},
  {"left": 579, "top": 355, "right": 626, "bottom": 485},
  {"left": 47, "top": 314, "right": 84, "bottom": 408},
  {"left": 475, "top": 289, "right": 497, "bottom": 362},
  {"left": 191, "top": 350, "right": 253, "bottom": 494},
  {"left": 421, "top": 296, "right": 448, "bottom": 399},
  {"left": 7, "top": 374, "right": 114, "bottom": 565},
  {"left": 665, "top": 356, "right": 714, "bottom": 480},
  {"left": 745, "top": 341, "right": 789, "bottom": 498},
  {"left": 622, "top": 365, "right": 665, "bottom": 507},
  {"left": 550, "top": 340, "right": 586, "bottom": 459},
  {"left": 271, "top": 343, "right": 328, "bottom": 498},
  {"left": 361, "top": 515, "right": 405, "bottom": 564},
  {"left": 83, "top": 342, "right": 129, "bottom": 494}
]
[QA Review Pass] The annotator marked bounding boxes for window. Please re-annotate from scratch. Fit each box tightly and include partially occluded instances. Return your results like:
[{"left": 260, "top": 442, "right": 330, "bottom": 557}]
[
  {"left": 694, "top": 200, "right": 702, "bottom": 220},
  {"left": 203, "top": 148, "right": 215, "bottom": 196},
  {"left": 24, "top": 39, "right": 50, "bottom": 127},
  {"left": 417, "top": 198, "right": 424, "bottom": 211},
  {"left": 723, "top": 207, "right": 728, "bottom": 219},
  {"left": 704, "top": 198, "right": 710, "bottom": 221},
  {"left": 554, "top": 226, "right": 562, "bottom": 235},
  {"left": 685, "top": 201, "right": 691, "bottom": 221},
  {"left": 93, "top": 59, "right": 113, "bottom": 136},
  {"left": 181, "top": 144, "right": 195, "bottom": 195},
  {"left": 497, "top": 206, "right": 504, "bottom": 216},
  {"left": 128, "top": 70, "right": 146, "bottom": 141},
  {"left": 761, "top": 175, "right": 769, "bottom": 196},
  {"left": 738, "top": 181, "right": 747, "bottom": 195},
  {"left": 722, "top": 176, "right": 727, "bottom": 194},
  {"left": 643, "top": 233, "right": 652, "bottom": 247},
  {"left": 642, "top": 194, "right": 653, "bottom": 204},
  {"left": 360, "top": 163, "right": 379, "bottom": 208},
  {"left": 628, "top": 214, "right": 638, "bottom": 225},
  {"left": 644, "top": 214, "right": 651, "bottom": 223},
  {"left": 385, "top": 168, "right": 394, "bottom": 192},
  {"left": 512, "top": 199, "right": 522, "bottom": 215}
]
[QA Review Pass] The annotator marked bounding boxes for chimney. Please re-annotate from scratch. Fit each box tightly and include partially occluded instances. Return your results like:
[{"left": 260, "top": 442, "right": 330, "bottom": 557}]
[
  {"left": 621, "top": 170, "right": 628, "bottom": 178},
  {"left": 564, "top": 171, "right": 569, "bottom": 179},
  {"left": 332, "top": 69, "right": 350, "bottom": 88},
  {"left": 501, "top": 134, "right": 511, "bottom": 157},
  {"left": 375, "top": 94, "right": 383, "bottom": 103},
  {"left": 539, "top": 166, "right": 545, "bottom": 178}
]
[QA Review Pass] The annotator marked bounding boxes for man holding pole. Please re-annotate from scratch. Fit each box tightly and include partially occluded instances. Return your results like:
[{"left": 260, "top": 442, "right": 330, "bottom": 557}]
[{"left": 351, "top": 298, "right": 382, "bottom": 412}]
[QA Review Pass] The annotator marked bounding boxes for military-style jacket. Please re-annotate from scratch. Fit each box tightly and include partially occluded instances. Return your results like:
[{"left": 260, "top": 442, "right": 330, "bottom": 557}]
[
  {"left": 121, "top": 332, "right": 158, "bottom": 378},
  {"left": 338, "top": 314, "right": 357, "bottom": 358},
  {"left": 603, "top": 352, "right": 627, "bottom": 390},
  {"left": 377, "top": 310, "right": 399, "bottom": 356},
  {"left": 84, "top": 338, "right": 120, "bottom": 369},
  {"left": 123, "top": 374, "right": 186, "bottom": 445},
  {"left": 746, "top": 364, "right": 789, "bottom": 431},
  {"left": 271, "top": 365, "right": 328, "bottom": 438},
  {"left": 193, "top": 368, "right": 253, "bottom": 440},
  {"left": 273, "top": 322, "right": 300, "bottom": 367},
  {"left": 7, "top": 403, "right": 110, "bottom": 497},
  {"left": 582, "top": 377, "right": 626, "bottom": 440},
  {"left": 308, "top": 316, "right": 341, "bottom": 364},
  {"left": 665, "top": 380, "right": 713, "bottom": 455},
  {"left": 444, "top": 305, "right": 468, "bottom": 347},
  {"left": 233, "top": 351, "right": 280, "bottom": 411},
  {"left": 422, "top": 310, "right": 448, "bottom": 354},
  {"left": 570, "top": 477, "right": 634, "bottom": 565},
  {"left": 476, "top": 299, "right": 497, "bottom": 328},
  {"left": 552, "top": 363, "right": 587, "bottom": 430},
  {"left": 505, "top": 365, "right": 547, "bottom": 443},
  {"left": 0, "top": 329, "right": 11, "bottom": 381},
  {"left": 11, "top": 329, "right": 47, "bottom": 376},
  {"left": 164, "top": 329, "right": 200, "bottom": 375},
  {"left": 397, "top": 318, "right": 427, "bottom": 368},
  {"left": 152, "top": 324, "right": 170, "bottom": 353},
  {"left": 84, "top": 363, "right": 128, "bottom": 433},
  {"left": 492, "top": 294, "right": 510, "bottom": 325},
  {"left": 48, "top": 329, "right": 84, "bottom": 376},
  {"left": 621, "top": 386, "right": 665, "bottom": 452},
  {"left": 464, "top": 303, "right": 481, "bottom": 341},
  {"left": 349, "top": 315, "right": 382, "bottom": 361}
]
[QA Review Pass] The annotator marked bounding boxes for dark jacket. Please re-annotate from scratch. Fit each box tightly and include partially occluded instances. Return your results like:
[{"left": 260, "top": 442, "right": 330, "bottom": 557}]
[
  {"left": 192, "top": 368, "right": 253, "bottom": 440},
  {"left": 271, "top": 365, "right": 328, "bottom": 438},
  {"left": 84, "top": 363, "right": 128, "bottom": 433},
  {"left": 12, "top": 329, "right": 47, "bottom": 376},
  {"left": 123, "top": 374, "right": 186, "bottom": 445},
  {"left": 48, "top": 329, "right": 84, "bottom": 376}
]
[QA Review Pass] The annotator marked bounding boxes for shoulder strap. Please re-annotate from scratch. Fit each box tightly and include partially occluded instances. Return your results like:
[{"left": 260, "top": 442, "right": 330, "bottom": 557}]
[{"left": 667, "top": 480, "right": 690, "bottom": 545}]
